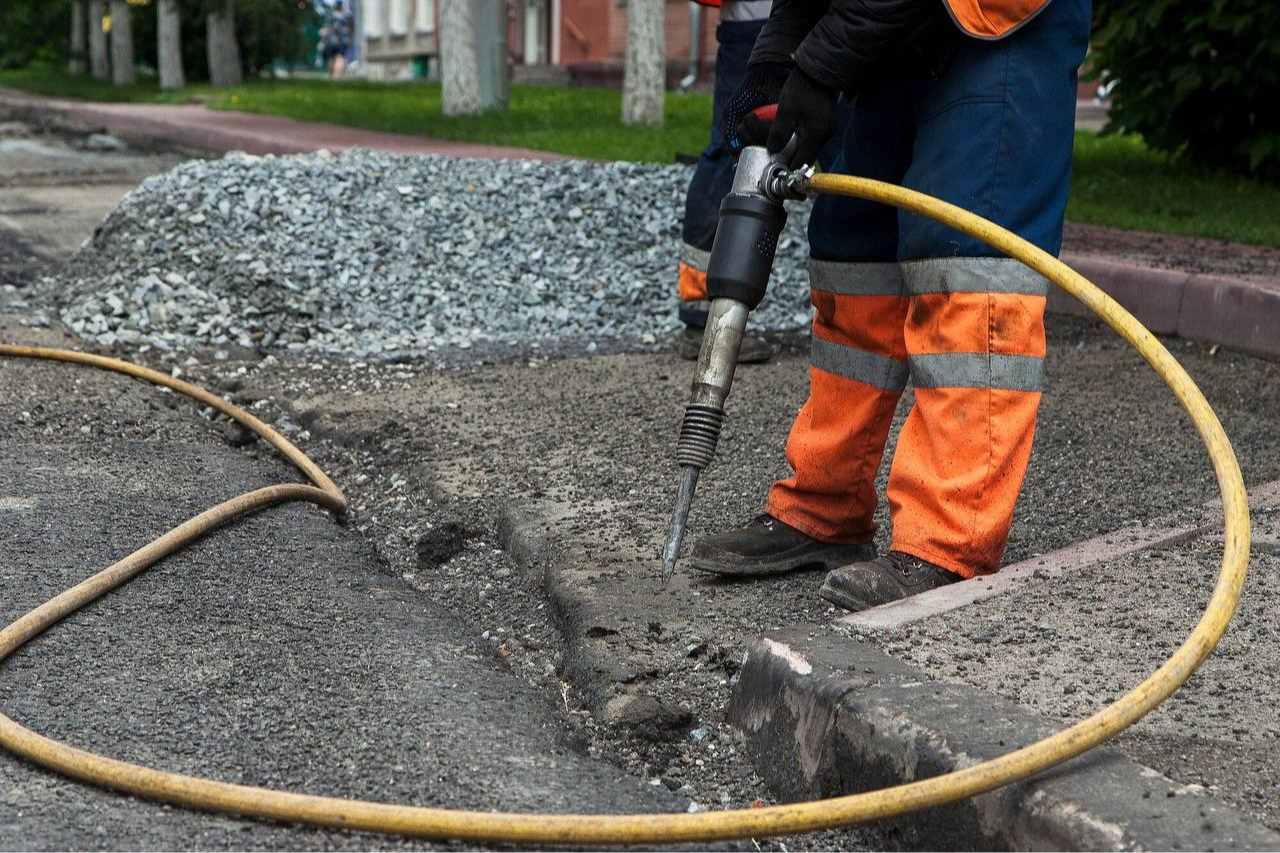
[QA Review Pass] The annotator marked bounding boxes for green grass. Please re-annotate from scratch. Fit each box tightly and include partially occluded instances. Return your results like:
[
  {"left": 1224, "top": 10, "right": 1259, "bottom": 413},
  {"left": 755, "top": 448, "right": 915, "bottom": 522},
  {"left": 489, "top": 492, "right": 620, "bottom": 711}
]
[
  {"left": 0, "top": 68, "right": 711, "bottom": 161},
  {"left": 3, "top": 68, "right": 1279, "bottom": 246},
  {"left": 1068, "top": 132, "right": 1280, "bottom": 247}
]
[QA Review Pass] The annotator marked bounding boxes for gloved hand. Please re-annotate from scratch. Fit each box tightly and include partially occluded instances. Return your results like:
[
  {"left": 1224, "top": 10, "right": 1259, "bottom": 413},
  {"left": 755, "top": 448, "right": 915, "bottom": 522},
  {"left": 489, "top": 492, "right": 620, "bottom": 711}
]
[
  {"left": 720, "top": 62, "right": 791, "bottom": 156},
  {"left": 766, "top": 67, "right": 840, "bottom": 168}
]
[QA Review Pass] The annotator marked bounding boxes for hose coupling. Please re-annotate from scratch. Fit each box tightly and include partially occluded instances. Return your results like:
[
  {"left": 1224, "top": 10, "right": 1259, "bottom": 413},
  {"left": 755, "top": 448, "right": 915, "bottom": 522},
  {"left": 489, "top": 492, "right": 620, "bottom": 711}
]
[{"left": 764, "top": 164, "right": 815, "bottom": 203}]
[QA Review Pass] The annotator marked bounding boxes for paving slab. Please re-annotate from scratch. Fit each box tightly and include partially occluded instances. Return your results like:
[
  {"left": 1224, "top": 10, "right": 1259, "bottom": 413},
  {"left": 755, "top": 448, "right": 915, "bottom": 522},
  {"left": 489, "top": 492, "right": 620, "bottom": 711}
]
[{"left": 728, "top": 626, "right": 1280, "bottom": 850}]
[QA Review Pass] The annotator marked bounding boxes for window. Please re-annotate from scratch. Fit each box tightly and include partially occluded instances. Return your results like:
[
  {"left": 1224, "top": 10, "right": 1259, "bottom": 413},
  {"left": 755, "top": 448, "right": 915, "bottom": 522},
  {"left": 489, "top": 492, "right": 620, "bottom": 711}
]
[
  {"left": 414, "top": 0, "right": 434, "bottom": 33},
  {"left": 390, "top": 0, "right": 407, "bottom": 35},
  {"left": 365, "top": 0, "right": 385, "bottom": 37}
]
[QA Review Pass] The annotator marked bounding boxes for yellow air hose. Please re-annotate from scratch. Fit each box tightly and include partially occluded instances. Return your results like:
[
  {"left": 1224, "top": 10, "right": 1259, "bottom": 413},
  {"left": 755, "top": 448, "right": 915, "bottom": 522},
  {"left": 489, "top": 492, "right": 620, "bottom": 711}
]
[{"left": 0, "top": 173, "right": 1251, "bottom": 845}]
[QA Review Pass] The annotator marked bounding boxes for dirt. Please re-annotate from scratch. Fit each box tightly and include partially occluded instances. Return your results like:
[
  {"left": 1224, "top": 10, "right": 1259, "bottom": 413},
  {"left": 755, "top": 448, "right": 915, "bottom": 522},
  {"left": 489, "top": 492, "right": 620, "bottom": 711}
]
[
  {"left": 1062, "top": 221, "right": 1280, "bottom": 286},
  {"left": 876, "top": 516, "right": 1280, "bottom": 832},
  {"left": 179, "top": 312, "right": 1280, "bottom": 851},
  {"left": 0, "top": 318, "right": 710, "bottom": 851},
  {"left": 5, "top": 95, "right": 1278, "bottom": 846}
]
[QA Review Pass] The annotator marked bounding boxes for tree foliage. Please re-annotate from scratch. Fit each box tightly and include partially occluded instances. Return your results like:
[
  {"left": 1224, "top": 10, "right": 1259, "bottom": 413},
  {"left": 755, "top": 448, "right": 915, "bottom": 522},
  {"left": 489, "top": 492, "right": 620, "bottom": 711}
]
[
  {"left": 0, "top": 2, "right": 72, "bottom": 69},
  {"left": 1092, "top": 0, "right": 1280, "bottom": 180},
  {"left": 0, "top": 0, "right": 310, "bottom": 79}
]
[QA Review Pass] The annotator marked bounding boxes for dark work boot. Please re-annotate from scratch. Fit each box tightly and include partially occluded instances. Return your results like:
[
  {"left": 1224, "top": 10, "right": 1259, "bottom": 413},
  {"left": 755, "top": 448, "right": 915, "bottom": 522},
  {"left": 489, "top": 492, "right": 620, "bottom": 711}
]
[
  {"left": 819, "top": 551, "right": 963, "bottom": 612},
  {"left": 677, "top": 327, "right": 774, "bottom": 364},
  {"left": 689, "top": 514, "right": 876, "bottom": 577}
]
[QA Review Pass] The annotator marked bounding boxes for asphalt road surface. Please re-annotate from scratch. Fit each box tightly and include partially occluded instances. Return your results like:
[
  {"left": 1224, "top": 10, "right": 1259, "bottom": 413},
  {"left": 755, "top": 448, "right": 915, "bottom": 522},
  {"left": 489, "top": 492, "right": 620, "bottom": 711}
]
[{"left": 0, "top": 319, "right": 686, "bottom": 850}]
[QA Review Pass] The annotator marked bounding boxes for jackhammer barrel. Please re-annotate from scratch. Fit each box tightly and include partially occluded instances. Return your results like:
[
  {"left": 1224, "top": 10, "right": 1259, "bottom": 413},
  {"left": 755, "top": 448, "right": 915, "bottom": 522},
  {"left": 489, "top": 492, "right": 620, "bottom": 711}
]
[{"left": 661, "top": 146, "right": 794, "bottom": 581}]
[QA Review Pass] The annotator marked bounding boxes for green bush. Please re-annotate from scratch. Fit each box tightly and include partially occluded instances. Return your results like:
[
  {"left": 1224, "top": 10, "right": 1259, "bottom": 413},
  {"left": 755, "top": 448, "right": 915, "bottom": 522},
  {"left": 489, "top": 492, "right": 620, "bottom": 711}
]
[
  {"left": 0, "top": 1, "right": 70, "bottom": 69},
  {"left": 1091, "top": 0, "right": 1280, "bottom": 180}
]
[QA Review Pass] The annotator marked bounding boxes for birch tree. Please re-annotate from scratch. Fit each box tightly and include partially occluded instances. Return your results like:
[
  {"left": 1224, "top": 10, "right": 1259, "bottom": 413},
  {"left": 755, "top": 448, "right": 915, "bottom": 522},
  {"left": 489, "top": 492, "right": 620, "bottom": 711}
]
[
  {"left": 157, "top": 0, "right": 185, "bottom": 90},
  {"left": 622, "top": 0, "right": 664, "bottom": 126},
  {"left": 88, "top": 0, "right": 109, "bottom": 80},
  {"left": 206, "top": 0, "right": 243, "bottom": 87},
  {"left": 109, "top": 0, "right": 136, "bottom": 86},
  {"left": 69, "top": 0, "right": 88, "bottom": 76},
  {"left": 440, "top": 0, "right": 482, "bottom": 117}
]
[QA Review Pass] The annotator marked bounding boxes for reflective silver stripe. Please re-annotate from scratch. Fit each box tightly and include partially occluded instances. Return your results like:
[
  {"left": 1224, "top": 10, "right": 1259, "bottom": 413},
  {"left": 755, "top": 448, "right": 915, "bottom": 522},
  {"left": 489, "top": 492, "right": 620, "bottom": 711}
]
[
  {"left": 909, "top": 353, "right": 1044, "bottom": 391},
  {"left": 901, "top": 257, "right": 1050, "bottom": 297},
  {"left": 720, "top": 0, "right": 771, "bottom": 21},
  {"left": 811, "top": 337, "right": 909, "bottom": 391},
  {"left": 680, "top": 242, "right": 711, "bottom": 272},
  {"left": 809, "top": 259, "right": 905, "bottom": 296}
]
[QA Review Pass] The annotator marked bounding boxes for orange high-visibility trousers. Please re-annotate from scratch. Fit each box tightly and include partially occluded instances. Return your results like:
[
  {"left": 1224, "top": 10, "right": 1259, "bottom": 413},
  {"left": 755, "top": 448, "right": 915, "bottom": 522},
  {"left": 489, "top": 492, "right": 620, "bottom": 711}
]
[
  {"left": 766, "top": 260, "right": 1048, "bottom": 578},
  {"left": 764, "top": 0, "right": 1087, "bottom": 577}
]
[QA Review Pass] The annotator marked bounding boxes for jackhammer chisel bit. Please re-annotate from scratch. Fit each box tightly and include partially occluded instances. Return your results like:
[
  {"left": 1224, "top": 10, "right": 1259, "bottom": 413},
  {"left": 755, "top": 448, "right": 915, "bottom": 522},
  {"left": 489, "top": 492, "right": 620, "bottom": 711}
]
[{"left": 661, "top": 143, "right": 809, "bottom": 582}]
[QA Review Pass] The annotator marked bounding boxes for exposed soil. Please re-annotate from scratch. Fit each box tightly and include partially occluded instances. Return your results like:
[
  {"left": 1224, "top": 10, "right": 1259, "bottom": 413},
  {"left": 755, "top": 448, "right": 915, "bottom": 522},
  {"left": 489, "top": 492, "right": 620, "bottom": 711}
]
[
  {"left": 188, "top": 313, "right": 1279, "bottom": 850},
  {"left": 1063, "top": 221, "right": 1280, "bottom": 286}
]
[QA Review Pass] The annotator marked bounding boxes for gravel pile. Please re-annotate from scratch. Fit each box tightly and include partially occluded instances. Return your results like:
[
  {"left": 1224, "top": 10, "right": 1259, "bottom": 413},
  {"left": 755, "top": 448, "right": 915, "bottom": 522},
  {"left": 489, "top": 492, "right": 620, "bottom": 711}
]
[{"left": 41, "top": 149, "right": 814, "bottom": 358}]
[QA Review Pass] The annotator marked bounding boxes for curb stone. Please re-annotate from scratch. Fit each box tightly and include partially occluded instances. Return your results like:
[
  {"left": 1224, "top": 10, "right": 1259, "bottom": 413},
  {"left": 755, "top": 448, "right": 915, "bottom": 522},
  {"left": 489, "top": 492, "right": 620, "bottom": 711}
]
[
  {"left": 495, "top": 502, "right": 687, "bottom": 722},
  {"left": 729, "top": 626, "right": 1280, "bottom": 851},
  {"left": 1052, "top": 253, "right": 1280, "bottom": 358}
]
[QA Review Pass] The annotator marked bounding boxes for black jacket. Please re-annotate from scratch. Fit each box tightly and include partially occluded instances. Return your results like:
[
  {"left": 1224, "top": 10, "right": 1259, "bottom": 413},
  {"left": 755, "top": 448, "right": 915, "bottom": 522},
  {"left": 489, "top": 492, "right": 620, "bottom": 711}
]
[{"left": 750, "top": 0, "right": 959, "bottom": 93}]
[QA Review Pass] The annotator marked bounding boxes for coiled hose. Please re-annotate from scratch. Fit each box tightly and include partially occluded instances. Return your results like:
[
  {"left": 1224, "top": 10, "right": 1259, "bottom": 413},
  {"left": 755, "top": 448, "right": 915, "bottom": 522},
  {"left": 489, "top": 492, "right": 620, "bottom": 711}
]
[{"left": 0, "top": 172, "right": 1250, "bottom": 845}]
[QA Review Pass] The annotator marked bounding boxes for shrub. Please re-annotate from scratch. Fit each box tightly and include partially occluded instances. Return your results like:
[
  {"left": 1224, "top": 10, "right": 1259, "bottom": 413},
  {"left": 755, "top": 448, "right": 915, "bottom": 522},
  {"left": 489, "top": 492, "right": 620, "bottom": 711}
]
[{"left": 1091, "top": 0, "right": 1280, "bottom": 180}]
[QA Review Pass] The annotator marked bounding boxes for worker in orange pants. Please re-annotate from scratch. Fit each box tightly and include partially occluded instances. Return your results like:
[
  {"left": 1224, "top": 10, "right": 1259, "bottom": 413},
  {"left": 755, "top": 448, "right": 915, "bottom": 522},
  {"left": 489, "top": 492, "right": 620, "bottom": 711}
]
[{"left": 689, "top": 0, "right": 1090, "bottom": 611}]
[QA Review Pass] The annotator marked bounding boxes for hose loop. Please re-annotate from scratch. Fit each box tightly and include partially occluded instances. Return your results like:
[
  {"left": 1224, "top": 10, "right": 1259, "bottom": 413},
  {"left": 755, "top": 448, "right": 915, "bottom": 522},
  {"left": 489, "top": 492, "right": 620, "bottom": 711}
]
[{"left": 0, "top": 171, "right": 1250, "bottom": 845}]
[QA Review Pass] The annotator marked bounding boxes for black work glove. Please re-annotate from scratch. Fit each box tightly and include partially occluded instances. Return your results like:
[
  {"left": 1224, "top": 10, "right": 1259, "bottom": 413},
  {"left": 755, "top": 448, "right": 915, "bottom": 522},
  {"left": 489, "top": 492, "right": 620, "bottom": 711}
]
[
  {"left": 721, "top": 62, "right": 791, "bottom": 157},
  {"left": 766, "top": 67, "right": 840, "bottom": 168}
]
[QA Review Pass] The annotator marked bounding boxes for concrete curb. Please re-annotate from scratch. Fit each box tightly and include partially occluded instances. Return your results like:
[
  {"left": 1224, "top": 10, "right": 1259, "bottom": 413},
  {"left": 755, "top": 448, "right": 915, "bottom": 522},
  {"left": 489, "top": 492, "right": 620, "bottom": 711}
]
[
  {"left": 1053, "top": 253, "right": 1280, "bottom": 358},
  {"left": 729, "top": 626, "right": 1280, "bottom": 850},
  {"left": 494, "top": 503, "right": 638, "bottom": 712},
  {"left": 837, "top": 478, "right": 1280, "bottom": 632}
]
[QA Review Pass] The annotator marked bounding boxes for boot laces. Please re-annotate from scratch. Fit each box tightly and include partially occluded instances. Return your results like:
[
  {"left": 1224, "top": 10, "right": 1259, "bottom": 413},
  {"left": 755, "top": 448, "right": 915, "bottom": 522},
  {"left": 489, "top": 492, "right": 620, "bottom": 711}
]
[{"left": 887, "top": 551, "right": 924, "bottom": 578}]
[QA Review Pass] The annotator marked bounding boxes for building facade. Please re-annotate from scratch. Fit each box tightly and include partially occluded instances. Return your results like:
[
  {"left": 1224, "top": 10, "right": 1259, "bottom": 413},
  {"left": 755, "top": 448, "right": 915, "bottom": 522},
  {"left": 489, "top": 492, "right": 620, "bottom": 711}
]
[{"left": 357, "top": 0, "right": 719, "bottom": 86}]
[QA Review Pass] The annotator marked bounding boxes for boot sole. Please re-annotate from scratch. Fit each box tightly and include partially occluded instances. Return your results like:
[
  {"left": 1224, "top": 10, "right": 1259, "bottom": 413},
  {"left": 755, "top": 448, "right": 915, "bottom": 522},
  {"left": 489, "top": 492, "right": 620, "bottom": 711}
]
[
  {"left": 689, "top": 544, "right": 874, "bottom": 578},
  {"left": 818, "top": 579, "right": 876, "bottom": 612}
]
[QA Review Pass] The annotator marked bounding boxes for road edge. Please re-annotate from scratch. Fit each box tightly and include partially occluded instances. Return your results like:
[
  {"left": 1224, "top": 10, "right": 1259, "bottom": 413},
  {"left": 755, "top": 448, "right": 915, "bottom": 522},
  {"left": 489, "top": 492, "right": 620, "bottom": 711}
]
[
  {"left": 728, "top": 625, "right": 1280, "bottom": 850},
  {"left": 1053, "top": 253, "right": 1280, "bottom": 358}
]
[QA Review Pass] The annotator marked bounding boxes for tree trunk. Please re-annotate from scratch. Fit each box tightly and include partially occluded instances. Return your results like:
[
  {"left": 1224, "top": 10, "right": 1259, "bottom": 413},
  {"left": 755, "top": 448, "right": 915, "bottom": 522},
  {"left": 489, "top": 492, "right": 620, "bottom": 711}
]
[
  {"left": 157, "top": 0, "right": 185, "bottom": 90},
  {"left": 440, "top": 0, "right": 482, "bottom": 117},
  {"left": 206, "top": 0, "right": 243, "bottom": 88},
  {"left": 88, "top": 0, "right": 109, "bottom": 80},
  {"left": 69, "top": 0, "right": 88, "bottom": 76},
  {"left": 109, "top": 0, "right": 136, "bottom": 86},
  {"left": 622, "top": 0, "right": 664, "bottom": 126}
]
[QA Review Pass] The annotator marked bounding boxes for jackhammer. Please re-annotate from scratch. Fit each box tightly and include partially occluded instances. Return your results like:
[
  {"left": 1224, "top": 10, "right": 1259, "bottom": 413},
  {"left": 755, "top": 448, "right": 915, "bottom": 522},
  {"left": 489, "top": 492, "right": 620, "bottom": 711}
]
[{"left": 661, "top": 142, "right": 811, "bottom": 581}]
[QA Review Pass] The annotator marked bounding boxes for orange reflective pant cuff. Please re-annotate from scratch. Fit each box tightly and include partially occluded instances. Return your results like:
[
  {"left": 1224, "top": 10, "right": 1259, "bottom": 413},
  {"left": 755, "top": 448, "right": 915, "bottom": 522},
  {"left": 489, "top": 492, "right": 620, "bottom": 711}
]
[
  {"left": 677, "top": 262, "right": 708, "bottom": 303},
  {"left": 764, "top": 496, "right": 876, "bottom": 547}
]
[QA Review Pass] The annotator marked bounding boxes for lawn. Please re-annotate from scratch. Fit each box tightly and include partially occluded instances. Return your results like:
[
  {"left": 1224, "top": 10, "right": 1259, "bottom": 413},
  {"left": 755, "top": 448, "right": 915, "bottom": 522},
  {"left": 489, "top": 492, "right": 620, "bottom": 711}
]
[{"left": 3, "top": 68, "right": 1278, "bottom": 247}]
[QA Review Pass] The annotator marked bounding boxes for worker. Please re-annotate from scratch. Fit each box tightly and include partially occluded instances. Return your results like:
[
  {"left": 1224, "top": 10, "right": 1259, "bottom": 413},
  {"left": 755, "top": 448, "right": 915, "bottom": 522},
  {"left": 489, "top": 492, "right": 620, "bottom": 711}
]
[
  {"left": 688, "top": 0, "right": 1090, "bottom": 611},
  {"left": 676, "top": 0, "right": 775, "bottom": 363}
]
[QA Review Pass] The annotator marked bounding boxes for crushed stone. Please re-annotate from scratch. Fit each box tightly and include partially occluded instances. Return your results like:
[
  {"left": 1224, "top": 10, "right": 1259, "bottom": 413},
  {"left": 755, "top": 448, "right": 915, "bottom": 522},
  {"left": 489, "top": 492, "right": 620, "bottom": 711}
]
[{"left": 36, "top": 149, "right": 814, "bottom": 358}]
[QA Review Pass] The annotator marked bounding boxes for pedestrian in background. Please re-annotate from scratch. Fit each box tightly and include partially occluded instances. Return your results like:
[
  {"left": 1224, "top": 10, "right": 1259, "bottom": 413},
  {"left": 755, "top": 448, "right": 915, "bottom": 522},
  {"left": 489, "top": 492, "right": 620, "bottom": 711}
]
[
  {"left": 675, "top": 0, "right": 850, "bottom": 364},
  {"left": 320, "top": 0, "right": 353, "bottom": 80}
]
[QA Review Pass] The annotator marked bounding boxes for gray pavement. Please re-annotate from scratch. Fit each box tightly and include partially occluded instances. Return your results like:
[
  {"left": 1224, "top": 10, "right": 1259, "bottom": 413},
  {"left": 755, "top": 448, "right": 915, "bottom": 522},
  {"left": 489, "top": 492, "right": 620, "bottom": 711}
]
[
  {"left": 0, "top": 117, "right": 192, "bottom": 263},
  {"left": 242, "top": 313, "right": 1279, "bottom": 845},
  {"left": 0, "top": 319, "right": 683, "bottom": 850},
  {"left": 874, "top": 512, "right": 1280, "bottom": 832},
  {"left": 3, "top": 94, "right": 1278, "bottom": 849}
]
